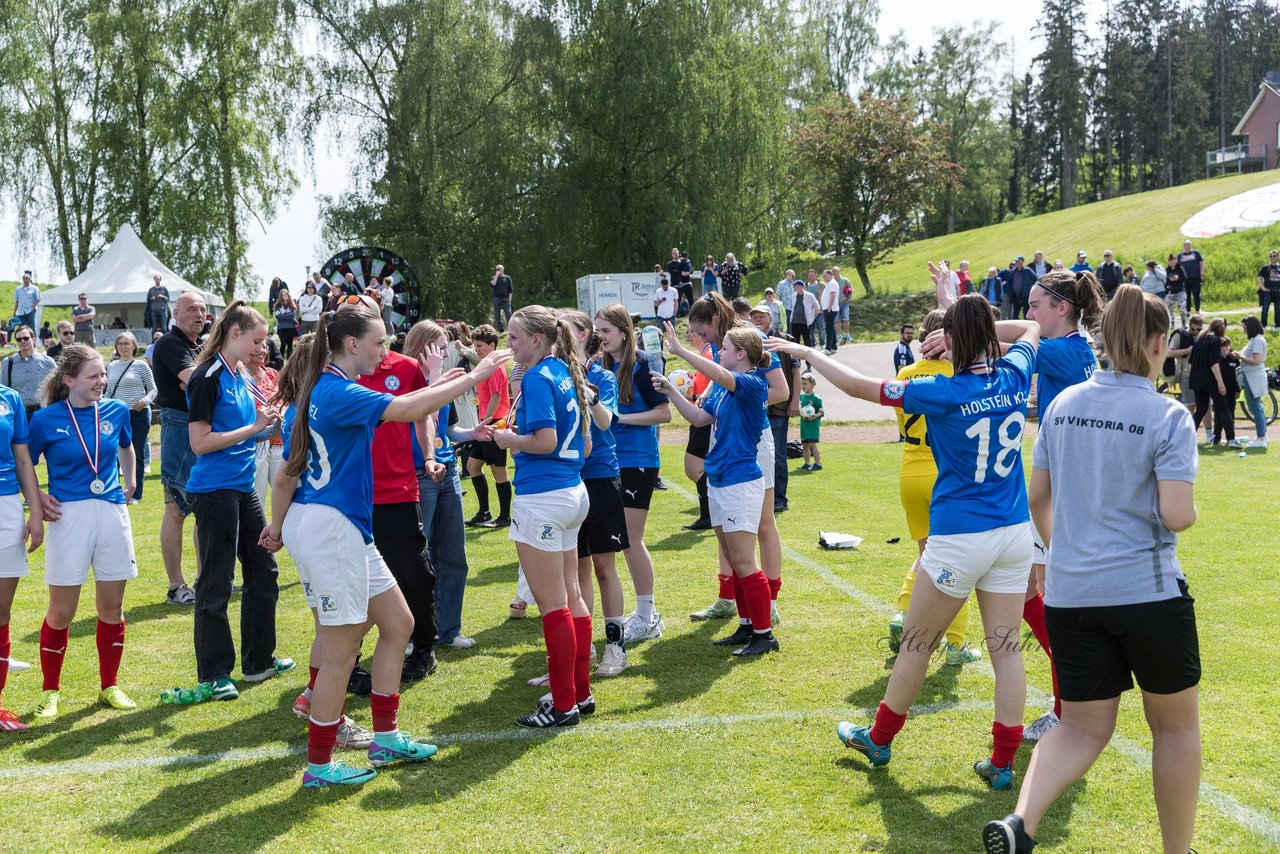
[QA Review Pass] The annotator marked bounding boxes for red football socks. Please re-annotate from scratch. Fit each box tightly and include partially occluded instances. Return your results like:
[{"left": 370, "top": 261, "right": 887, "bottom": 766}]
[
  {"left": 542, "top": 608, "right": 577, "bottom": 713},
  {"left": 40, "top": 620, "right": 68, "bottom": 692},
  {"left": 0, "top": 622, "right": 9, "bottom": 695},
  {"left": 731, "top": 573, "right": 749, "bottom": 620},
  {"left": 991, "top": 721, "right": 1024, "bottom": 768},
  {"left": 1023, "top": 595, "right": 1062, "bottom": 716},
  {"left": 96, "top": 619, "right": 125, "bottom": 690},
  {"left": 307, "top": 666, "right": 319, "bottom": 691},
  {"left": 869, "top": 701, "right": 908, "bottom": 746},
  {"left": 768, "top": 576, "right": 782, "bottom": 602},
  {"left": 370, "top": 690, "right": 400, "bottom": 733},
  {"left": 717, "top": 573, "right": 735, "bottom": 601},
  {"left": 739, "top": 571, "right": 772, "bottom": 632},
  {"left": 307, "top": 717, "right": 340, "bottom": 765},
  {"left": 573, "top": 615, "right": 593, "bottom": 703}
]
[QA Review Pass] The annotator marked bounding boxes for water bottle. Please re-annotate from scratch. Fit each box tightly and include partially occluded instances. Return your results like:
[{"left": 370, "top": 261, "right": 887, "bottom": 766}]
[{"left": 641, "top": 324, "right": 662, "bottom": 354}]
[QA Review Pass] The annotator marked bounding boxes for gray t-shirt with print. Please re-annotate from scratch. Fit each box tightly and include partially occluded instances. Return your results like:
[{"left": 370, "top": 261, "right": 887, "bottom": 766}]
[{"left": 1032, "top": 371, "right": 1197, "bottom": 608}]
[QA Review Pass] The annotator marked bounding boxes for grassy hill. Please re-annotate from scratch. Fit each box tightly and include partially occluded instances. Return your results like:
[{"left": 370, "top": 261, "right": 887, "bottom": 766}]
[{"left": 849, "top": 170, "right": 1280, "bottom": 306}]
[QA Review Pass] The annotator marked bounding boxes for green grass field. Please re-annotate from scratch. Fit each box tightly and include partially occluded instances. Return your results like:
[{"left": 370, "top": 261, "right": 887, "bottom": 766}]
[{"left": 0, "top": 436, "right": 1275, "bottom": 852}]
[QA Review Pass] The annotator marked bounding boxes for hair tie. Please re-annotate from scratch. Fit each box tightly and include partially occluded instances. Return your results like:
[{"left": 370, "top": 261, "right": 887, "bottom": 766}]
[{"left": 1038, "top": 282, "right": 1079, "bottom": 308}]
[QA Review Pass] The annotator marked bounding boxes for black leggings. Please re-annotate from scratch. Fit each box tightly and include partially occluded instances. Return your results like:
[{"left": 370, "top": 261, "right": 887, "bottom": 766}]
[
  {"left": 1193, "top": 388, "right": 1233, "bottom": 440},
  {"left": 1187, "top": 279, "right": 1202, "bottom": 313},
  {"left": 278, "top": 328, "right": 296, "bottom": 358}
]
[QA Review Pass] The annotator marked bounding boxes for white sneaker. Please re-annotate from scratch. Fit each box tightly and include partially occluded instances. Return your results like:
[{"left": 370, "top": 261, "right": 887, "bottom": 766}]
[
  {"left": 5, "top": 658, "right": 30, "bottom": 673},
  {"left": 622, "top": 611, "right": 664, "bottom": 644},
  {"left": 595, "top": 642, "right": 627, "bottom": 677},
  {"left": 1227, "top": 438, "right": 1245, "bottom": 448},
  {"left": 527, "top": 672, "right": 550, "bottom": 688},
  {"left": 443, "top": 636, "right": 476, "bottom": 650},
  {"left": 1023, "top": 710, "right": 1060, "bottom": 742},
  {"left": 1253, "top": 437, "right": 1269, "bottom": 448},
  {"left": 336, "top": 715, "right": 374, "bottom": 750}
]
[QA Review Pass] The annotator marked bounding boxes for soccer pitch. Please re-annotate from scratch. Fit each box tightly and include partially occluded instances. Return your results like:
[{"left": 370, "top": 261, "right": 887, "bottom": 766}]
[{"left": 0, "top": 440, "right": 1275, "bottom": 852}]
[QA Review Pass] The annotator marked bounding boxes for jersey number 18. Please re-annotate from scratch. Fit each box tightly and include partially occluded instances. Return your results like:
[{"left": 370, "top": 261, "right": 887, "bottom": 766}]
[{"left": 963, "top": 412, "right": 1025, "bottom": 484}]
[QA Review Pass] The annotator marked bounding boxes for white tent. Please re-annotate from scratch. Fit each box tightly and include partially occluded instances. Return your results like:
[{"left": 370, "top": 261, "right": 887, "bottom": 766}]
[{"left": 41, "top": 224, "right": 225, "bottom": 331}]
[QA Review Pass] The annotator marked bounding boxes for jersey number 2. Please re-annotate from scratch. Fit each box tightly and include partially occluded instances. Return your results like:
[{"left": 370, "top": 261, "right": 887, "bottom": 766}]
[
  {"left": 963, "top": 412, "right": 1024, "bottom": 483},
  {"left": 558, "top": 400, "right": 581, "bottom": 459}
]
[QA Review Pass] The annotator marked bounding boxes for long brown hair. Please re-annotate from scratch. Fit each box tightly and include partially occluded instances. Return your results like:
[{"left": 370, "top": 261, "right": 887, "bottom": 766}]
[
  {"left": 943, "top": 293, "right": 1001, "bottom": 372},
  {"left": 404, "top": 319, "right": 447, "bottom": 360},
  {"left": 511, "top": 305, "right": 589, "bottom": 435},
  {"left": 687, "top": 291, "right": 739, "bottom": 345},
  {"left": 1036, "top": 270, "right": 1106, "bottom": 335},
  {"left": 42, "top": 344, "right": 101, "bottom": 404},
  {"left": 723, "top": 327, "right": 771, "bottom": 370},
  {"left": 272, "top": 333, "right": 315, "bottom": 406},
  {"left": 595, "top": 303, "right": 638, "bottom": 404},
  {"left": 197, "top": 300, "right": 266, "bottom": 364},
  {"left": 1102, "top": 285, "right": 1169, "bottom": 377},
  {"left": 557, "top": 309, "right": 601, "bottom": 357},
  {"left": 283, "top": 308, "right": 385, "bottom": 478}
]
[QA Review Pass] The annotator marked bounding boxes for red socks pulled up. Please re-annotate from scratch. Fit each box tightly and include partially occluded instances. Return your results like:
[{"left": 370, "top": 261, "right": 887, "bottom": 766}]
[
  {"left": 717, "top": 574, "right": 735, "bottom": 601},
  {"left": 307, "top": 666, "right": 319, "bottom": 691},
  {"left": 370, "top": 691, "right": 400, "bottom": 733},
  {"left": 869, "top": 701, "right": 908, "bottom": 747},
  {"left": 542, "top": 608, "right": 577, "bottom": 713},
  {"left": 96, "top": 619, "right": 125, "bottom": 690},
  {"left": 1023, "top": 594, "right": 1062, "bottom": 717},
  {"left": 768, "top": 576, "right": 782, "bottom": 602},
  {"left": 40, "top": 620, "right": 68, "bottom": 692},
  {"left": 739, "top": 571, "right": 772, "bottom": 632},
  {"left": 731, "top": 574, "right": 749, "bottom": 619},
  {"left": 991, "top": 721, "right": 1024, "bottom": 768},
  {"left": 307, "top": 718, "right": 340, "bottom": 765},
  {"left": 573, "top": 615, "right": 592, "bottom": 704}
]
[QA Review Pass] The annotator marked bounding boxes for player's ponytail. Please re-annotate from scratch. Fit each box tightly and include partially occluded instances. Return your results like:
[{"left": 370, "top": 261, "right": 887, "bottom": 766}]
[
  {"left": 1037, "top": 270, "right": 1105, "bottom": 335},
  {"left": 197, "top": 300, "right": 266, "bottom": 363},
  {"left": 1102, "top": 284, "right": 1169, "bottom": 377},
  {"left": 554, "top": 317, "right": 591, "bottom": 436},
  {"left": 725, "top": 327, "right": 771, "bottom": 370},
  {"left": 944, "top": 293, "right": 1001, "bottom": 373},
  {"left": 688, "top": 291, "right": 740, "bottom": 344}
]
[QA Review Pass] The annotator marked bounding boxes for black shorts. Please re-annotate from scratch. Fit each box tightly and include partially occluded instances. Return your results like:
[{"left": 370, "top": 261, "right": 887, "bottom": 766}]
[
  {"left": 578, "top": 476, "right": 630, "bottom": 557},
  {"left": 1046, "top": 579, "right": 1200, "bottom": 702},
  {"left": 619, "top": 466, "right": 658, "bottom": 510},
  {"left": 686, "top": 424, "right": 711, "bottom": 460},
  {"left": 470, "top": 438, "right": 508, "bottom": 467}
]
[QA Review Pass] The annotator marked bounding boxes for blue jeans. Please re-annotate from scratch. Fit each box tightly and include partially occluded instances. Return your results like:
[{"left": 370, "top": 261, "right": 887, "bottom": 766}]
[
  {"left": 1261, "top": 290, "right": 1280, "bottom": 328},
  {"left": 159, "top": 407, "right": 195, "bottom": 515},
  {"left": 16, "top": 312, "right": 35, "bottom": 331},
  {"left": 493, "top": 298, "right": 512, "bottom": 332},
  {"left": 1243, "top": 383, "right": 1268, "bottom": 438},
  {"left": 418, "top": 461, "right": 469, "bottom": 643},
  {"left": 824, "top": 310, "right": 838, "bottom": 349},
  {"left": 769, "top": 413, "right": 789, "bottom": 504}
]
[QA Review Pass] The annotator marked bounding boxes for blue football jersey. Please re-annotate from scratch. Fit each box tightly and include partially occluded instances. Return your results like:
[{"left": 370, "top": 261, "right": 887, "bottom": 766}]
[
  {"left": 701, "top": 370, "right": 768, "bottom": 487},
  {"left": 611, "top": 350, "right": 667, "bottom": 469},
  {"left": 513, "top": 356, "right": 586, "bottom": 495},
  {"left": 185, "top": 357, "right": 259, "bottom": 494},
  {"left": 0, "top": 387, "right": 29, "bottom": 496},
  {"left": 580, "top": 361, "right": 620, "bottom": 480},
  {"left": 1036, "top": 334, "right": 1096, "bottom": 416},
  {"left": 29, "top": 398, "right": 132, "bottom": 504}
]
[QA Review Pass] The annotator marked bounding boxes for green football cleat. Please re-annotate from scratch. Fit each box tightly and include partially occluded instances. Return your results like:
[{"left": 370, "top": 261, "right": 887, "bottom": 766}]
[
  {"left": 99, "top": 685, "right": 137, "bottom": 710},
  {"left": 690, "top": 598, "right": 737, "bottom": 621},
  {"left": 33, "top": 690, "right": 60, "bottom": 719},
  {"left": 945, "top": 643, "right": 983, "bottom": 666},
  {"left": 888, "top": 611, "right": 905, "bottom": 653}
]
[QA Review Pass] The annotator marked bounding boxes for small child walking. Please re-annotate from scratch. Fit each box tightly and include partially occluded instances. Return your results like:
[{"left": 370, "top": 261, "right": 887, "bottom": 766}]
[{"left": 798, "top": 374, "right": 824, "bottom": 471}]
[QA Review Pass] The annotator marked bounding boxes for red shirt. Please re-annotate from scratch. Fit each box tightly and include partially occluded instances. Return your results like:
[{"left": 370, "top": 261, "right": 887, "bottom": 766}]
[
  {"left": 477, "top": 364, "right": 510, "bottom": 422},
  {"left": 357, "top": 351, "right": 426, "bottom": 505}
]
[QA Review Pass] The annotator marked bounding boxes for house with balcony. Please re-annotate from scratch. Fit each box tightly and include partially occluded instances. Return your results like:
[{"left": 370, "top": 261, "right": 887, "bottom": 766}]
[{"left": 1206, "top": 70, "right": 1280, "bottom": 176}]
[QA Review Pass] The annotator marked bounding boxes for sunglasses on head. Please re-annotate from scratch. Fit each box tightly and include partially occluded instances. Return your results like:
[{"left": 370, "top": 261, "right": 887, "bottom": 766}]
[{"left": 335, "top": 294, "right": 381, "bottom": 313}]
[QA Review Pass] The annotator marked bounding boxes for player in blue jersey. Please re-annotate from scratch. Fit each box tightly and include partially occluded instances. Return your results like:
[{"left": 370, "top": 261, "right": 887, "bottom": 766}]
[
  {"left": 28, "top": 345, "right": 138, "bottom": 718},
  {"left": 768, "top": 294, "right": 1040, "bottom": 790},
  {"left": 686, "top": 293, "right": 790, "bottom": 625},
  {"left": 0, "top": 383, "right": 44, "bottom": 731},
  {"left": 560, "top": 309, "right": 630, "bottom": 677},
  {"left": 183, "top": 302, "right": 293, "bottom": 701},
  {"left": 656, "top": 325, "right": 779, "bottom": 657},
  {"left": 492, "top": 306, "right": 594, "bottom": 728},
  {"left": 594, "top": 303, "right": 671, "bottom": 645},
  {"left": 260, "top": 305, "right": 508, "bottom": 786}
]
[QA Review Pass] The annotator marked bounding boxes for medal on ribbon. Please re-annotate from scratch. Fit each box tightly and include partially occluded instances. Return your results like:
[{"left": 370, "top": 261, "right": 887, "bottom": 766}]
[
  {"left": 217, "top": 353, "right": 271, "bottom": 407},
  {"left": 64, "top": 400, "right": 105, "bottom": 494}
]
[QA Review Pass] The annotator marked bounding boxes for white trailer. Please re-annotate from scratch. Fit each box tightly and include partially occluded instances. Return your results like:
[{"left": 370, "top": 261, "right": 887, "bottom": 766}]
[{"left": 575, "top": 271, "right": 704, "bottom": 319}]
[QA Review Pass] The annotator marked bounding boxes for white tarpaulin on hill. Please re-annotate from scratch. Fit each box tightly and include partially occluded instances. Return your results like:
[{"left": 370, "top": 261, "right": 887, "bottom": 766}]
[
  {"left": 40, "top": 224, "right": 224, "bottom": 328},
  {"left": 1180, "top": 182, "right": 1280, "bottom": 238}
]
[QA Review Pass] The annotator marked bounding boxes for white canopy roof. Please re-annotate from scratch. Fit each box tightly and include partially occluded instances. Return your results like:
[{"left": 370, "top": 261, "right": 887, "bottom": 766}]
[{"left": 41, "top": 224, "right": 225, "bottom": 309}]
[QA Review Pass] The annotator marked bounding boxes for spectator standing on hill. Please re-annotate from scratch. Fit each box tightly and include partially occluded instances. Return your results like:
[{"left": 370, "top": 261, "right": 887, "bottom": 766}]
[
  {"left": 701, "top": 255, "right": 720, "bottom": 295},
  {"left": 1096, "top": 250, "right": 1123, "bottom": 299},
  {"left": 789, "top": 279, "right": 819, "bottom": 348},
  {"left": 1029, "top": 252, "right": 1050, "bottom": 279},
  {"left": 1178, "top": 240, "right": 1205, "bottom": 313},
  {"left": 1258, "top": 249, "right": 1280, "bottom": 328},
  {"left": 267, "top": 277, "right": 282, "bottom": 315},
  {"left": 820, "top": 269, "right": 840, "bottom": 354},
  {"left": 804, "top": 268, "right": 825, "bottom": 348},
  {"left": 1007, "top": 257, "right": 1037, "bottom": 319},
  {"left": 668, "top": 248, "right": 693, "bottom": 308},
  {"left": 1069, "top": 251, "right": 1092, "bottom": 274},
  {"left": 1164, "top": 254, "right": 1188, "bottom": 330},
  {"left": 979, "top": 267, "right": 1002, "bottom": 304},
  {"left": 13, "top": 273, "right": 40, "bottom": 331},
  {"left": 893, "top": 324, "right": 915, "bottom": 373},
  {"left": 776, "top": 269, "right": 797, "bottom": 328},
  {"left": 274, "top": 290, "right": 298, "bottom": 358},
  {"left": 1140, "top": 260, "right": 1166, "bottom": 298},
  {"left": 719, "top": 252, "right": 747, "bottom": 300},
  {"left": 71, "top": 293, "right": 96, "bottom": 345},
  {"left": 833, "top": 266, "right": 853, "bottom": 343},
  {"left": 490, "top": 264, "right": 513, "bottom": 332},
  {"left": 146, "top": 275, "right": 171, "bottom": 333},
  {"left": 1, "top": 326, "right": 55, "bottom": 420},
  {"left": 998, "top": 261, "right": 1015, "bottom": 318},
  {"left": 954, "top": 261, "right": 972, "bottom": 297}
]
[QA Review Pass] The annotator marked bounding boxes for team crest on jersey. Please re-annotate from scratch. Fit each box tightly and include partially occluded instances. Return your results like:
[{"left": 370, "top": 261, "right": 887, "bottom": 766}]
[
  {"left": 540, "top": 524, "right": 554, "bottom": 541},
  {"left": 99, "top": 421, "right": 116, "bottom": 437},
  {"left": 882, "top": 381, "right": 906, "bottom": 401},
  {"left": 385, "top": 375, "right": 401, "bottom": 391},
  {"left": 0, "top": 400, "right": 9, "bottom": 418},
  {"left": 935, "top": 568, "right": 956, "bottom": 587},
  {"left": 319, "top": 594, "right": 338, "bottom": 613},
  {"left": 302, "top": 581, "right": 312, "bottom": 596}
]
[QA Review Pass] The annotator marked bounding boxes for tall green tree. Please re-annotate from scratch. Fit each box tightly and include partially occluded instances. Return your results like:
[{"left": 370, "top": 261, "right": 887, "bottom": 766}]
[{"left": 1030, "top": 0, "right": 1088, "bottom": 210}]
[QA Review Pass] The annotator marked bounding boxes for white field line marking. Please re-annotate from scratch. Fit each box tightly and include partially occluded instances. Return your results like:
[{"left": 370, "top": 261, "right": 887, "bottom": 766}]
[
  {"left": 0, "top": 700, "right": 995, "bottom": 781},
  {"left": 668, "top": 479, "right": 1280, "bottom": 844}
]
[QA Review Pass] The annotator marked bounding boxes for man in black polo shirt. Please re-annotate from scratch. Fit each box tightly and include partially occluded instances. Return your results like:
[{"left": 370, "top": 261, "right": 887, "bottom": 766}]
[
  {"left": 667, "top": 248, "right": 692, "bottom": 309},
  {"left": 1259, "top": 249, "right": 1280, "bottom": 329},
  {"left": 1095, "top": 249, "right": 1123, "bottom": 299},
  {"left": 490, "top": 264, "right": 513, "bottom": 332},
  {"left": 1177, "top": 239, "right": 1206, "bottom": 312},
  {"left": 152, "top": 291, "right": 206, "bottom": 606}
]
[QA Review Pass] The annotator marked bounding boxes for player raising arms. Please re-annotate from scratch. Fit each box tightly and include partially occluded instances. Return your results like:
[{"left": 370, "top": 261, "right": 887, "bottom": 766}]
[
  {"left": 492, "top": 306, "right": 594, "bottom": 727},
  {"left": 29, "top": 345, "right": 139, "bottom": 718},
  {"left": 767, "top": 294, "right": 1040, "bottom": 789},
  {"left": 594, "top": 304, "right": 670, "bottom": 644},
  {"left": 261, "top": 306, "right": 508, "bottom": 786},
  {"left": 984, "top": 285, "right": 1200, "bottom": 854},
  {"left": 656, "top": 324, "right": 779, "bottom": 656},
  {"left": 0, "top": 381, "right": 44, "bottom": 730}
]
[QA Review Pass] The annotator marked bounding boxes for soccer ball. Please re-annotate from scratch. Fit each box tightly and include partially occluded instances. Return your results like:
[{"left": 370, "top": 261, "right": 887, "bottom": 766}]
[
  {"left": 801, "top": 404, "right": 816, "bottom": 419},
  {"left": 666, "top": 369, "right": 694, "bottom": 398}
]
